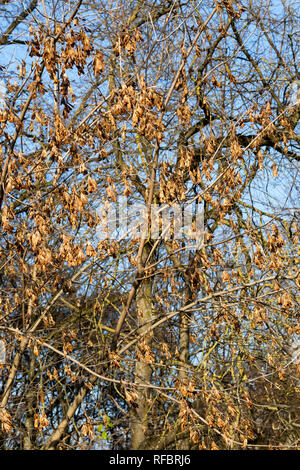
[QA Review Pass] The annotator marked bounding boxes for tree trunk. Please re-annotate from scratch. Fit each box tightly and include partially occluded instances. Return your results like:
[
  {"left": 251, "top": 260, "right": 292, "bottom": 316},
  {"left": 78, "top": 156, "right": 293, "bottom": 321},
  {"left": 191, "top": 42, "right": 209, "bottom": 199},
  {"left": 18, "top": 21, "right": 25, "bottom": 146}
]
[
  {"left": 23, "top": 350, "right": 36, "bottom": 449},
  {"left": 130, "top": 242, "right": 153, "bottom": 450}
]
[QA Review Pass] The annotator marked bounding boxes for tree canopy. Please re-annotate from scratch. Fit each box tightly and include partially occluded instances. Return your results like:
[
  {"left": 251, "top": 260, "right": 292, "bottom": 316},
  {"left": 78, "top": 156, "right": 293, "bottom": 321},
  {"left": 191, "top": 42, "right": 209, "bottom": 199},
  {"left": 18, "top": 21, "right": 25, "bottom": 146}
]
[{"left": 0, "top": 0, "right": 299, "bottom": 450}]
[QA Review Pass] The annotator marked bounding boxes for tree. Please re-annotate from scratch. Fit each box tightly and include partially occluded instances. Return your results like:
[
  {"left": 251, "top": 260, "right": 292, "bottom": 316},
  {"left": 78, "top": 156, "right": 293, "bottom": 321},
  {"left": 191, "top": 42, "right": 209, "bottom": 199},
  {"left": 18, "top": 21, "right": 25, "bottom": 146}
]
[{"left": 0, "top": 0, "right": 299, "bottom": 450}]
